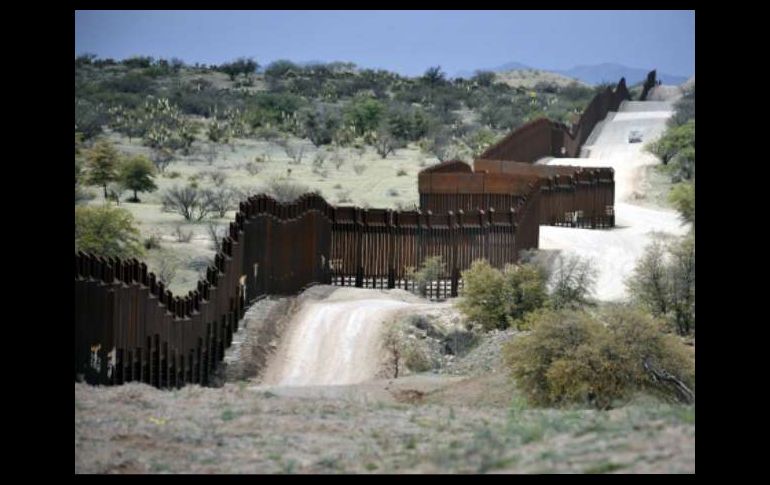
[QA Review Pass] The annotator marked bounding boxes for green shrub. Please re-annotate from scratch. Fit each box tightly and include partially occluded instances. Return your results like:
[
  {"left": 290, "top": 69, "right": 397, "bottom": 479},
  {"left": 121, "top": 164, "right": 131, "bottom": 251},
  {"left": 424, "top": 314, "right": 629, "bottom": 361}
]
[
  {"left": 75, "top": 205, "right": 143, "bottom": 259},
  {"left": 668, "top": 181, "right": 695, "bottom": 224},
  {"left": 503, "top": 306, "right": 694, "bottom": 409},
  {"left": 626, "top": 235, "right": 695, "bottom": 336},
  {"left": 457, "top": 260, "right": 547, "bottom": 331},
  {"left": 407, "top": 255, "right": 446, "bottom": 298}
]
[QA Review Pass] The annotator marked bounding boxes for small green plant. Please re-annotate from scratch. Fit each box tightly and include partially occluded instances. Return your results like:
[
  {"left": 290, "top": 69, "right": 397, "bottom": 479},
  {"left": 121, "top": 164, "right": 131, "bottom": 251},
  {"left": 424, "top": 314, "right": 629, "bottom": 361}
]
[
  {"left": 584, "top": 461, "right": 627, "bottom": 474},
  {"left": 165, "top": 170, "right": 181, "bottom": 179},
  {"left": 405, "top": 435, "right": 417, "bottom": 450},
  {"left": 221, "top": 409, "right": 236, "bottom": 421},
  {"left": 353, "top": 163, "right": 367, "bottom": 175},
  {"left": 244, "top": 161, "right": 261, "bottom": 176},
  {"left": 407, "top": 255, "right": 446, "bottom": 298},
  {"left": 396, "top": 168, "right": 408, "bottom": 176},
  {"left": 143, "top": 233, "right": 162, "bottom": 250}
]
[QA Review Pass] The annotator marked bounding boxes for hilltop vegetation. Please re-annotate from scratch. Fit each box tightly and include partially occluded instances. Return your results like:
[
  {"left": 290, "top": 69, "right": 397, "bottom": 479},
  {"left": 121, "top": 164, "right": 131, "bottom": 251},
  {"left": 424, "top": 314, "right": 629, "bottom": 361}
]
[{"left": 75, "top": 55, "right": 600, "bottom": 164}]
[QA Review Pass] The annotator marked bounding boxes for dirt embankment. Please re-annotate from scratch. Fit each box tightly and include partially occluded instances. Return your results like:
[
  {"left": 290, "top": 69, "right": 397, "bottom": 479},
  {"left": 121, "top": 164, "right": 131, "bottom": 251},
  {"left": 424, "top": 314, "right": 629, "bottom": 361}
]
[{"left": 76, "top": 287, "right": 694, "bottom": 474}]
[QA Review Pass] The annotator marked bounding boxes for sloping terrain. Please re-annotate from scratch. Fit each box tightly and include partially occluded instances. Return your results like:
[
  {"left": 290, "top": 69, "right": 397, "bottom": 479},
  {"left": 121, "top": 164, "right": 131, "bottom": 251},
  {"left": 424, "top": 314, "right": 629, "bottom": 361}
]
[{"left": 538, "top": 93, "right": 691, "bottom": 301}]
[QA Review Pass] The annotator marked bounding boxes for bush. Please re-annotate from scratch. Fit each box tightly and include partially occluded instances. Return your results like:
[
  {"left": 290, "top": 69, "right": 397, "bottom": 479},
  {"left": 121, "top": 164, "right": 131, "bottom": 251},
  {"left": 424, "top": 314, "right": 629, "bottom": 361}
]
[
  {"left": 75, "top": 205, "right": 143, "bottom": 259},
  {"left": 266, "top": 179, "right": 311, "bottom": 203},
  {"left": 668, "top": 181, "right": 695, "bottom": 224},
  {"left": 503, "top": 306, "right": 695, "bottom": 409},
  {"left": 161, "top": 185, "right": 212, "bottom": 221},
  {"left": 381, "top": 315, "right": 442, "bottom": 378},
  {"left": 626, "top": 236, "right": 695, "bottom": 336},
  {"left": 457, "top": 259, "right": 547, "bottom": 331},
  {"left": 143, "top": 233, "right": 162, "bottom": 250},
  {"left": 548, "top": 254, "right": 597, "bottom": 310},
  {"left": 406, "top": 255, "right": 446, "bottom": 298}
]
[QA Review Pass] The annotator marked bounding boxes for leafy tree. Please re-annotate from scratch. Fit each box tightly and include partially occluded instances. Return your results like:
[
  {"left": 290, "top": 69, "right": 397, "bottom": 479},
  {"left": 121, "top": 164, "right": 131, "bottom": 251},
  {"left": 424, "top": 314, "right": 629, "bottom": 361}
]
[
  {"left": 344, "top": 96, "right": 385, "bottom": 136},
  {"left": 300, "top": 104, "right": 341, "bottom": 147},
  {"left": 122, "top": 56, "right": 154, "bottom": 69},
  {"left": 219, "top": 57, "right": 259, "bottom": 81},
  {"left": 668, "top": 181, "right": 695, "bottom": 224},
  {"left": 668, "top": 86, "right": 695, "bottom": 127},
  {"left": 75, "top": 205, "right": 143, "bottom": 259},
  {"left": 75, "top": 98, "right": 107, "bottom": 140},
  {"left": 646, "top": 120, "right": 694, "bottom": 166},
  {"left": 119, "top": 155, "right": 157, "bottom": 202},
  {"left": 463, "top": 127, "right": 499, "bottom": 157},
  {"left": 422, "top": 66, "right": 447, "bottom": 87},
  {"left": 386, "top": 104, "right": 431, "bottom": 142},
  {"left": 85, "top": 140, "right": 121, "bottom": 199}
]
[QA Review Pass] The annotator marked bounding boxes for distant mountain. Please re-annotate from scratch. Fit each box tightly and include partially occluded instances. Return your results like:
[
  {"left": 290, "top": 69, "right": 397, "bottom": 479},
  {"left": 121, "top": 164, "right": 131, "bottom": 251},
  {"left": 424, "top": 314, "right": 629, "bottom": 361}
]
[
  {"left": 553, "top": 63, "right": 689, "bottom": 86},
  {"left": 454, "top": 61, "right": 531, "bottom": 79},
  {"left": 454, "top": 61, "right": 689, "bottom": 86}
]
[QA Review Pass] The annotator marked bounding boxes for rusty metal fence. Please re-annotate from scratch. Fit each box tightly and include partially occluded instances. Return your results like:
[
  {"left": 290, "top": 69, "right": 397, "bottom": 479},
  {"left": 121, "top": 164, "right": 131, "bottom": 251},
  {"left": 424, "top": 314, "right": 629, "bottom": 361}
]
[
  {"left": 75, "top": 193, "right": 541, "bottom": 388},
  {"left": 75, "top": 72, "right": 642, "bottom": 389}
]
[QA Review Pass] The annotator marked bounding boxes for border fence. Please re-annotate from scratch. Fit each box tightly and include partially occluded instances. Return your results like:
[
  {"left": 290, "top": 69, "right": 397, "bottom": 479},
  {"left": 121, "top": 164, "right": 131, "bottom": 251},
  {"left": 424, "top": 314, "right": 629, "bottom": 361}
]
[{"left": 75, "top": 72, "right": 656, "bottom": 388}]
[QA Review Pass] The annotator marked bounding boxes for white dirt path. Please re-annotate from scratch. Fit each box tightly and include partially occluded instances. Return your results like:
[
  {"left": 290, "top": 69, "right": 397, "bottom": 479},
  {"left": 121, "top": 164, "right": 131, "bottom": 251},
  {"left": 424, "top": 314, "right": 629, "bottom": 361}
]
[{"left": 538, "top": 96, "right": 691, "bottom": 301}]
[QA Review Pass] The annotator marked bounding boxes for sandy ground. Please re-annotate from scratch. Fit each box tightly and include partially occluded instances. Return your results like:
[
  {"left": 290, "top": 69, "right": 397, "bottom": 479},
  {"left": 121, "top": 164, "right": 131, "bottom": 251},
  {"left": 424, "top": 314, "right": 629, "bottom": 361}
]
[
  {"left": 260, "top": 287, "right": 450, "bottom": 386},
  {"left": 85, "top": 130, "right": 435, "bottom": 295},
  {"left": 538, "top": 94, "right": 691, "bottom": 301}
]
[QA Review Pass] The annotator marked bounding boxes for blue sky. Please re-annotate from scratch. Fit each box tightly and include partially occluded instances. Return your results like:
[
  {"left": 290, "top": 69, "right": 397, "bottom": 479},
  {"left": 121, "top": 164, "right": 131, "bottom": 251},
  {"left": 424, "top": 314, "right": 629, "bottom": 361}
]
[{"left": 75, "top": 10, "right": 695, "bottom": 77}]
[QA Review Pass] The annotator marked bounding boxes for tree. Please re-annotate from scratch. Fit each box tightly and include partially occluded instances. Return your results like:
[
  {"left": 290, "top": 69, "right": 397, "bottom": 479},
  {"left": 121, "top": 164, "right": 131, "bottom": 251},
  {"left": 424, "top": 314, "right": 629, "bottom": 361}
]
[
  {"left": 119, "top": 155, "right": 157, "bottom": 202},
  {"left": 75, "top": 98, "right": 107, "bottom": 140},
  {"left": 161, "top": 185, "right": 212, "bottom": 221},
  {"left": 422, "top": 66, "right": 447, "bottom": 87},
  {"left": 85, "top": 140, "right": 121, "bottom": 199},
  {"left": 668, "top": 236, "right": 695, "bottom": 336},
  {"left": 626, "top": 237, "right": 695, "bottom": 336},
  {"left": 471, "top": 70, "right": 496, "bottom": 88},
  {"left": 300, "top": 104, "right": 341, "bottom": 147},
  {"left": 548, "top": 254, "right": 597, "bottom": 310},
  {"left": 668, "top": 181, "right": 695, "bottom": 224},
  {"left": 219, "top": 57, "right": 259, "bottom": 81},
  {"left": 344, "top": 96, "right": 385, "bottom": 137},
  {"left": 203, "top": 187, "right": 235, "bottom": 218},
  {"left": 150, "top": 147, "right": 174, "bottom": 174},
  {"left": 75, "top": 205, "right": 143, "bottom": 259},
  {"left": 371, "top": 123, "right": 405, "bottom": 159},
  {"left": 626, "top": 241, "right": 670, "bottom": 318},
  {"left": 646, "top": 120, "right": 694, "bottom": 166}
]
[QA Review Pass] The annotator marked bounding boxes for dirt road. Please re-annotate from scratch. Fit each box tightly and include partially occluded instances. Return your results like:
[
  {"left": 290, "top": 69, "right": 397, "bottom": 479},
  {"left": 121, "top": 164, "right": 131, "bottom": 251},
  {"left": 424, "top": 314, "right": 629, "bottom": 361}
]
[{"left": 538, "top": 96, "right": 690, "bottom": 300}]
